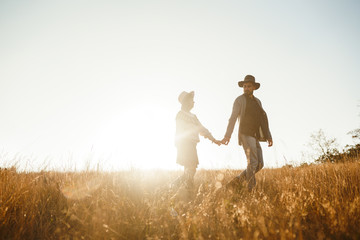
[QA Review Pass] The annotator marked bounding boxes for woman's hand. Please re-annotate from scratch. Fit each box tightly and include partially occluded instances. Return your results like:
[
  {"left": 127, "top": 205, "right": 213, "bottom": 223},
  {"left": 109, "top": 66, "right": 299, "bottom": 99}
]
[{"left": 212, "top": 139, "right": 222, "bottom": 146}]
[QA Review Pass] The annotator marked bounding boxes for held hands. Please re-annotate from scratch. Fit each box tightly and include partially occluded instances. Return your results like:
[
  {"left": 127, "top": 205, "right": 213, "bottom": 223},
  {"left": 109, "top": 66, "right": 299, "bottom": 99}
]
[
  {"left": 212, "top": 137, "right": 273, "bottom": 147},
  {"left": 221, "top": 137, "right": 230, "bottom": 145},
  {"left": 210, "top": 137, "right": 230, "bottom": 146},
  {"left": 212, "top": 139, "right": 222, "bottom": 146}
]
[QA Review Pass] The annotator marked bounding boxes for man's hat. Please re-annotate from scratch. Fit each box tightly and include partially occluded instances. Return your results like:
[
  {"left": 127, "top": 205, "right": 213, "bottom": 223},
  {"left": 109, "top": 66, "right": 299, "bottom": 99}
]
[
  {"left": 238, "top": 75, "right": 260, "bottom": 90},
  {"left": 178, "top": 91, "right": 194, "bottom": 104}
]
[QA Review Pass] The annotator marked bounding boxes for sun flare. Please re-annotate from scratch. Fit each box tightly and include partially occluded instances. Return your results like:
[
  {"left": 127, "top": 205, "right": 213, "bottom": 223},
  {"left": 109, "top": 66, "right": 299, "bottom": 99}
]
[{"left": 91, "top": 104, "right": 178, "bottom": 170}]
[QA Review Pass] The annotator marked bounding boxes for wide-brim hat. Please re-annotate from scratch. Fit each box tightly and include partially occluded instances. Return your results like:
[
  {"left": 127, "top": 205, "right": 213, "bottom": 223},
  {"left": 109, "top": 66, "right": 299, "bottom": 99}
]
[
  {"left": 178, "top": 91, "right": 194, "bottom": 104},
  {"left": 238, "top": 75, "right": 260, "bottom": 90}
]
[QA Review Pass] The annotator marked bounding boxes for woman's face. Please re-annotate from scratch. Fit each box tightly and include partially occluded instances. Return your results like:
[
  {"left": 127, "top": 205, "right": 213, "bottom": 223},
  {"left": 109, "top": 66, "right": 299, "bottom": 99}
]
[{"left": 183, "top": 97, "right": 194, "bottom": 111}]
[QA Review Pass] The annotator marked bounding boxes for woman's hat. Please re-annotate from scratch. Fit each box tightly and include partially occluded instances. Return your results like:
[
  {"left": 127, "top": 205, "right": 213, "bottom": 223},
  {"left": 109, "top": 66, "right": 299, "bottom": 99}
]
[
  {"left": 238, "top": 75, "right": 260, "bottom": 90},
  {"left": 178, "top": 91, "right": 194, "bottom": 104}
]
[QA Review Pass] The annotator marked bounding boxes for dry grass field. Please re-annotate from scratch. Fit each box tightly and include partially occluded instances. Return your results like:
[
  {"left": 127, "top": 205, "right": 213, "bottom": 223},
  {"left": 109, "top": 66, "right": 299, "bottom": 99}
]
[{"left": 1, "top": 161, "right": 359, "bottom": 239}]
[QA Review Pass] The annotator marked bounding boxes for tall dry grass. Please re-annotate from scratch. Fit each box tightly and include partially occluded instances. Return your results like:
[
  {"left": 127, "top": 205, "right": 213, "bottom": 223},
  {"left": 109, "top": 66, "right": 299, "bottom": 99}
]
[{"left": 0, "top": 162, "right": 359, "bottom": 239}]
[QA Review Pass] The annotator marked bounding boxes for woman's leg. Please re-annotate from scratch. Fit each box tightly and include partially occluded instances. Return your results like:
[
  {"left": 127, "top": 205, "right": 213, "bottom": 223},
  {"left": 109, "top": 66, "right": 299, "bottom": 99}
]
[{"left": 184, "top": 166, "right": 196, "bottom": 189}]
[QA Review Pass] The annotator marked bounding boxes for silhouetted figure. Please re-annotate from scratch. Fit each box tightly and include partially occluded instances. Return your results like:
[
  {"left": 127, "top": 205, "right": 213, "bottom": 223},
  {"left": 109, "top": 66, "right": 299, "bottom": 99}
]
[
  {"left": 222, "top": 75, "right": 273, "bottom": 192},
  {"left": 172, "top": 91, "right": 220, "bottom": 193}
]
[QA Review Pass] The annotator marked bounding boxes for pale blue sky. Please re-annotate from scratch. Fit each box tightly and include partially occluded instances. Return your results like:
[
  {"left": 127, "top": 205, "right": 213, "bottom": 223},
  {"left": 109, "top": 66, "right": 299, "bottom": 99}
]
[{"left": 0, "top": 0, "right": 359, "bottom": 171}]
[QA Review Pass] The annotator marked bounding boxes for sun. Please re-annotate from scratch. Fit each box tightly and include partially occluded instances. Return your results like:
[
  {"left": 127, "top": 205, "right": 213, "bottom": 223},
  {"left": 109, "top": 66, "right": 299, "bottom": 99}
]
[{"left": 91, "top": 104, "right": 178, "bottom": 170}]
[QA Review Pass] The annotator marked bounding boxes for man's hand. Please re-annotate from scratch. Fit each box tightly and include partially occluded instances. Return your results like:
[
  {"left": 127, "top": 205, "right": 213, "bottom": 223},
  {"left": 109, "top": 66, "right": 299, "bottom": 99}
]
[
  {"left": 267, "top": 139, "right": 273, "bottom": 147},
  {"left": 221, "top": 137, "right": 230, "bottom": 145}
]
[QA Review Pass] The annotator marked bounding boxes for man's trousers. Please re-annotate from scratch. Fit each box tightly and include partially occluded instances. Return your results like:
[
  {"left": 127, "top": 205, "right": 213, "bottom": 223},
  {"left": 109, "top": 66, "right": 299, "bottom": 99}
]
[{"left": 237, "top": 134, "right": 264, "bottom": 191}]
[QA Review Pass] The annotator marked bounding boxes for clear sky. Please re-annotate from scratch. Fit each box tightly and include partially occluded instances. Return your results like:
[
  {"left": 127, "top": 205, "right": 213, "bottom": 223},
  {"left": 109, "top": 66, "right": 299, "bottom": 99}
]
[{"left": 1, "top": 0, "right": 359, "bottom": 171}]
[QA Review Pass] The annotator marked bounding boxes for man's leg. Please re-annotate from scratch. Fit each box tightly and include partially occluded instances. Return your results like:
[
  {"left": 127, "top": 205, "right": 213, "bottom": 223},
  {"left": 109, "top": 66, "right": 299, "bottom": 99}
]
[
  {"left": 226, "top": 169, "right": 246, "bottom": 188},
  {"left": 240, "top": 135, "right": 259, "bottom": 191},
  {"left": 230, "top": 139, "right": 263, "bottom": 189},
  {"left": 237, "top": 169, "right": 247, "bottom": 181},
  {"left": 255, "top": 140, "right": 264, "bottom": 173}
]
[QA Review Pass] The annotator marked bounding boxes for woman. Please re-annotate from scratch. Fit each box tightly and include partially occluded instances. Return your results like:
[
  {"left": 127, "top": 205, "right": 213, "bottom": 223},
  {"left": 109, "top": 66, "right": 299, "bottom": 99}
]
[{"left": 173, "top": 91, "right": 221, "bottom": 190}]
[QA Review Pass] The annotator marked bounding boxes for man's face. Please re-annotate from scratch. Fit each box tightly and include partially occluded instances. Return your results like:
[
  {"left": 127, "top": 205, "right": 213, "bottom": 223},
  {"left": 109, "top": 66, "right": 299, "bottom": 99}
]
[{"left": 243, "top": 82, "right": 255, "bottom": 95}]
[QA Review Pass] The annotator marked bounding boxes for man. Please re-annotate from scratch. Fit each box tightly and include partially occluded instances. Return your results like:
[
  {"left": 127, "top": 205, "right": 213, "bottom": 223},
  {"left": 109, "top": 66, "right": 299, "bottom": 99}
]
[{"left": 222, "top": 75, "right": 273, "bottom": 191}]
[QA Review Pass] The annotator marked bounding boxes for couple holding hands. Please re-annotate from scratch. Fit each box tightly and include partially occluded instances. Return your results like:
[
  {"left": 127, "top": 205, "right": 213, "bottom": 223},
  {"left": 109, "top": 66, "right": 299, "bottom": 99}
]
[{"left": 174, "top": 75, "right": 273, "bottom": 193}]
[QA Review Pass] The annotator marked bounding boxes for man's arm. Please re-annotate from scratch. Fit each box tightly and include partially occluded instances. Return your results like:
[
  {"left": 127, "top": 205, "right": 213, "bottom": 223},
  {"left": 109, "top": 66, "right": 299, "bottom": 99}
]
[
  {"left": 222, "top": 97, "right": 241, "bottom": 145},
  {"left": 260, "top": 110, "right": 273, "bottom": 146},
  {"left": 256, "top": 97, "right": 273, "bottom": 147}
]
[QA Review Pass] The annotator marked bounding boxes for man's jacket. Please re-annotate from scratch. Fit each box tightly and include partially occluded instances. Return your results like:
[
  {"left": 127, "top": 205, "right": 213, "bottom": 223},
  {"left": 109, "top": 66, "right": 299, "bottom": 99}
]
[{"left": 225, "top": 94, "right": 272, "bottom": 145}]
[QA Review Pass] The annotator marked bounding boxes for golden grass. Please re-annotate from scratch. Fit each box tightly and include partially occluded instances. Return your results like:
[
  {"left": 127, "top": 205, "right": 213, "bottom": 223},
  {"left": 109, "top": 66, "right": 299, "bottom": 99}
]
[{"left": 1, "top": 162, "right": 359, "bottom": 239}]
